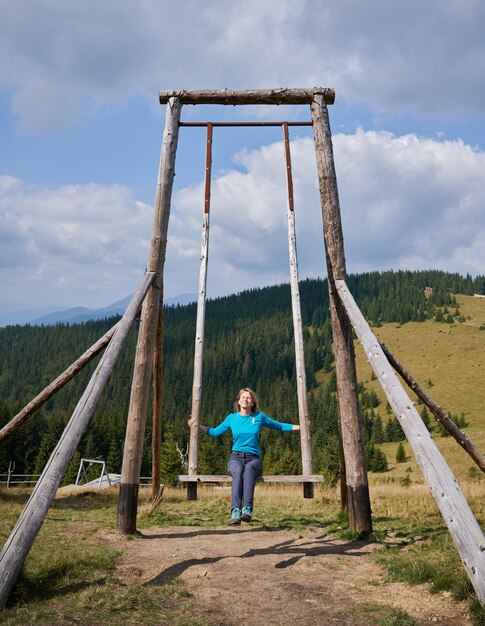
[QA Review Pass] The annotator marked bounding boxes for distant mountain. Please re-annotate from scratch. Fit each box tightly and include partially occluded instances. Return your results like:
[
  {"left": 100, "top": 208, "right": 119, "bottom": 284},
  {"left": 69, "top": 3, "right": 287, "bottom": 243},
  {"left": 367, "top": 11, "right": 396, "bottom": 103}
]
[
  {"left": 1, "top": 293, "right": 197, "bottom": 327},
  {"left": 0, "top": 306, "right": 71, "bottom": 327}
]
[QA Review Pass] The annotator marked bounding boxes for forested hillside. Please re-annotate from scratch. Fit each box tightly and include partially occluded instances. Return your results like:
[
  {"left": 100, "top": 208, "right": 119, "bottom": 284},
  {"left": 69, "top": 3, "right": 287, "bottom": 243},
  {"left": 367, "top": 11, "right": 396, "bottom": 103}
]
[{"left": 1, "top": 269, "right": 484, "bottom": 485}]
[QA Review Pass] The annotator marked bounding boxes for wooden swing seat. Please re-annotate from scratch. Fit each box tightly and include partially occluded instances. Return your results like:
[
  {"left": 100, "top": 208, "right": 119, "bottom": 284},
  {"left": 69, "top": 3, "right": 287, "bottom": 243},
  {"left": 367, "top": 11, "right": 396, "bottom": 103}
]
[{"left": 175, "top": 474, "right": 325, "bottom": 484}]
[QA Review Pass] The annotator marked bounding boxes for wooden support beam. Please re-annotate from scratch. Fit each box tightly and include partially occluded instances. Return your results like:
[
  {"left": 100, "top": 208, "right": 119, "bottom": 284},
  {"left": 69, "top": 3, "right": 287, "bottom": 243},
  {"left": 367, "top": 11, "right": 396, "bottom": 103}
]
[
  {"left": 0, "top": 323, "right": 118, "bottom": 443},
  {"left": 0, "top": 271, "right": 156, "bottom": 610},
  {"left": 283, "top": 123, "right": 313, "bottom": 498},
  {"left": 117, "top": 97, "right": 182, "bottom": 535},
  {"left": 311, "top": 94, "right": 372, "bottom": 533},
  {"left": 151, "top": 292, "right": 164, "bottom": 504},
  {"left": 159, "top": 87, "right": 335, "bottom": 106},
  {"left": 380, "top": 343, "right": 485, "bottom": 473},
  {"left": 335, "top": 278, "right": 485, "bottom": 605}
]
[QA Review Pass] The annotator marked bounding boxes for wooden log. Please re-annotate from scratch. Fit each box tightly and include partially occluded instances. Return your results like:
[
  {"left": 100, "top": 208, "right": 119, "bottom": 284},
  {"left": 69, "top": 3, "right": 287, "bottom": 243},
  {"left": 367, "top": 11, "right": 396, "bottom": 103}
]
[
  {"left": 0, "top": 271, "right": 156, "bottom": 610},
  {"left": 175, "top": 474, "right": 325, "bottom": 483},
  {"left": 381, "top": 343, "right": 485, "bottom": 473},
  {"left": 151, "top": 292, "right": 164, "bottom": 503},
  {"left": 283, "top": 123, "right": 313, "bottom": 498},
  {"left": 335, "top": 279, "right": 485, "bottom": 605},
  {"left": 0, "top": 323, "right": 118, "bottom": 443},
  {"left": 311, "top": 94, "right": 372, "bottom": 533},
  {"left": 337, "top": 407, "right": 348, "bottom": 509},
  {"left": 187, "top": 125, "right": 212, "bottom": 502},
  {"left": 159, "top": 87, "right": 335, "bottom": 106},
  {"left": 117, "top": 97, "right": 182, "bottom": 534},
  {"left": 187, "top": 212, "right": 210, "bottom": 500}
]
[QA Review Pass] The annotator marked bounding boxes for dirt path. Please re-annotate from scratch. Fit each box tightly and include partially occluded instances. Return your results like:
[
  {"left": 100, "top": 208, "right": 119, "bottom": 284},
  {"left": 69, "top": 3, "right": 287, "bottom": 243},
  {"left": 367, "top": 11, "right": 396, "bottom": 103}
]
[{"left": 97, "top": 525, "right": 471, "bottom": 625}]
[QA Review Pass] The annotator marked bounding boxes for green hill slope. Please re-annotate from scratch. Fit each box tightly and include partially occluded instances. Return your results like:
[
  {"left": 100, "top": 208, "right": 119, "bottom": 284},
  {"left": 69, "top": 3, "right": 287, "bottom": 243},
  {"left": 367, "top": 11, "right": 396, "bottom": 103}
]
[{"left": 354, "top": 294, "right": 485, "bottom": 482}]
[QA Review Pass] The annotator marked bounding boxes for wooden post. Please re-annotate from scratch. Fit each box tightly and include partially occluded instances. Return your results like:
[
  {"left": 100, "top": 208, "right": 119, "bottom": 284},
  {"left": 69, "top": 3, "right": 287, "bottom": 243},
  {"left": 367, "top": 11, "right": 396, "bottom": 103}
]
[
  {"left": 282, "top": 123, "right": 313, "bottom": 498},
  {"left": 337, "top": 407, "right": 348, "bottom": 509},
  {"left": 381, "top": 343, "right": 485, "bottom": 473},
  {"left": 335, "top": 279, "right": 485, "bottom": 605},
  {"left": 151, "top": 294, "right": 164, "bottom": 504},
  {"left": 0, "top": 271, "right": 156, "bottom": 610},
  {"left": 187, "top": 124, "right": 213, "bottom": 501},
  {"left": 0, "top": 323, "right": 118, "bottom": 443},
  {"left": 311, "top": 95, "right": 372, "bottom": 533},
  {"left": 117, "top": 97, "right": 182, "bottom": 534}
]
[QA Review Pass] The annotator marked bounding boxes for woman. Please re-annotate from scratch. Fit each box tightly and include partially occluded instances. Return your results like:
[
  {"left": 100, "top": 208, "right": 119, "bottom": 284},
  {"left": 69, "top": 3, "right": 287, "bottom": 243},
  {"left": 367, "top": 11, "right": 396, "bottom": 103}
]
[{"left": 188, "top": 388, "right": 300, "bottom": 526}]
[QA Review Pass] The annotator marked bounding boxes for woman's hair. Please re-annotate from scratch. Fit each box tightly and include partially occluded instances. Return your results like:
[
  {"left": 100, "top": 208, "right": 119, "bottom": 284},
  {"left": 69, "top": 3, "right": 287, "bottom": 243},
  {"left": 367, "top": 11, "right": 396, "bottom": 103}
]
[{"left": 234, "top": 387, "right": 259, "bottom": 413}]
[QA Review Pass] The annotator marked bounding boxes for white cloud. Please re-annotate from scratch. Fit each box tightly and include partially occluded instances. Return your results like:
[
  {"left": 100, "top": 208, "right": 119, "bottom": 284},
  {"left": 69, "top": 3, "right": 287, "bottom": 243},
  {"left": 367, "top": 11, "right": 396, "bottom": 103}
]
[
  {"left": 2, "top": 128, "right": 485, "bottom": 311},
  {"left": 167, "top": 129, "right": 485, "bottom": 299},
  {"left": 0, "top": 176, "right": 152, "bottom": 308},
  {"left": 1, "top": 1, "right": 484, "bottom": 131},
  {"left": 334, "top": 130, "right": 485, "bottom": 273}
]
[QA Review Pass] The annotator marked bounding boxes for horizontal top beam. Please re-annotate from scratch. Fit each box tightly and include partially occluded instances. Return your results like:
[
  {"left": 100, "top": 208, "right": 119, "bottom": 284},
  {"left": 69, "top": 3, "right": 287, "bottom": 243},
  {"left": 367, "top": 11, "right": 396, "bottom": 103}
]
[{"left": 159, "top": 87, "right": 335, "bottom": 106}]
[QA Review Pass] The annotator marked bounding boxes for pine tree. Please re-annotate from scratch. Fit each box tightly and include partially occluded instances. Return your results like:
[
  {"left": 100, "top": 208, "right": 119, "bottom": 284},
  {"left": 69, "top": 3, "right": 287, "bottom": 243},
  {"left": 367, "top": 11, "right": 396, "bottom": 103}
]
[
  {"left": 199, "top": 437, "right": 226, "bottom": 474},
  {"left": 63, "top": 449, "right": 81, "bottom": 486},
  {"left": 366, "top": 443, "right": 388, "bottom": 472},
  {"left": 420, "top": 405, "right": 431, "bottom": 430},
  {"left": 33, "top": 432, "right": 57, "bottom": 476},
  {"left": 385, "top": 416, "right": 405, "bottom": 442},
  {"left": 106, "top": 436, "right": 122, "bottom": 474},
  {"left": 396, "top": 442, "right": 406, "bottom": 463},
  {"left": 370, "top": 413, "right": 385, "bottom": 444},
  {"left": 313, "top": 434, "right": 340, "bottom": 486},
  {"left": 160, "top": 427, "right": 183, "bottom": 485}
]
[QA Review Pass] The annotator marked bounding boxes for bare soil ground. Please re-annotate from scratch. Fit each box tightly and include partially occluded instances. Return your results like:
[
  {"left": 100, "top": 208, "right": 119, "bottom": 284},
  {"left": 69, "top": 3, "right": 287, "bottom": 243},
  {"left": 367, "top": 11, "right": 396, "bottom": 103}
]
[{"left": 97, "top": 524, "right": 472, "bottom": 626}]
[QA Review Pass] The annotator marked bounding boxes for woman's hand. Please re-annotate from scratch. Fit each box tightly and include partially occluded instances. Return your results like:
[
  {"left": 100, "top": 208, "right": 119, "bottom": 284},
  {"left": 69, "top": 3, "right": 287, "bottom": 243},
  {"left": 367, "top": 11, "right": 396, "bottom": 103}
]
[{"left": 188, "top": 416, "right": 207, "bottom": 434}]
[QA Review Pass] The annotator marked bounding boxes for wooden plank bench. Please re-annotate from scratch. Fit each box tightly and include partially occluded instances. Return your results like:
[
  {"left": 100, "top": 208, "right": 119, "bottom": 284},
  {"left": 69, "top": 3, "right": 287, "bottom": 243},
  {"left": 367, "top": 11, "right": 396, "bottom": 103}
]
[
  {"left": 175, "top": 474, "right": 325, "bottom": 483},
  {"left": 175, "top": 474, "right": 325, "bottom": 500}
]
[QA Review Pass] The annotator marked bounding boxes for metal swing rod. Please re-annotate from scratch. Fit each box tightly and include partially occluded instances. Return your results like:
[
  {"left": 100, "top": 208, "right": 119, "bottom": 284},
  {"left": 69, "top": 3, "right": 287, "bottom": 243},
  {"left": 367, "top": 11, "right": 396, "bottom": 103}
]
[{"left": 179, "top": 121, "right": 313, "bottom": 128}]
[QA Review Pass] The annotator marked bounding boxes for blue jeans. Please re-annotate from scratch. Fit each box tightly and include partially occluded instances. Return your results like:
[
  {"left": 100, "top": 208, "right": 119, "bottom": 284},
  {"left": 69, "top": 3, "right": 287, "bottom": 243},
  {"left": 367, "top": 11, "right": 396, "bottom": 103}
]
[{"left": 227, "top": 451, "right": 262, "bottom": 511}]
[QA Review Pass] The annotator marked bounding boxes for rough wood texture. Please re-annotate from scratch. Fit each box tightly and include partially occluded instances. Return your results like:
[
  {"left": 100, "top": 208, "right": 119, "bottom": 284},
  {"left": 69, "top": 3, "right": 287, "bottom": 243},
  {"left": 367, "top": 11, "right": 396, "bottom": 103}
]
[
  {"left": 188, "top": 212, "right": 210, "bottom": 494},
  {"left": 159, "top": 87, "right": 335, "bottom": 105},
  {"left": 117, "top": 97, "right": 182, "bottom": 535},
  {"left": 335, "top": 279, "right": 485, "bottom": 605},
  {"left": 0, "top": 271, "right": 156, "bottom": 610},
  {"left": 175, "top": 474, "right": 325, "bottom": 483},
  {"left": 311, "top": 94, "right": 372, "bottom": 533},
  {"left": 0, "top": 323, "right": 118, "bottom": 443},
  {"left": 381, "top": 342, "right": 485, "bottom": 473},
  {"left": 151, "top": 294, "right": 164, "bottom": 502},
  {"left": 283, "top": 123, "right": 313, "bottom": 498}
]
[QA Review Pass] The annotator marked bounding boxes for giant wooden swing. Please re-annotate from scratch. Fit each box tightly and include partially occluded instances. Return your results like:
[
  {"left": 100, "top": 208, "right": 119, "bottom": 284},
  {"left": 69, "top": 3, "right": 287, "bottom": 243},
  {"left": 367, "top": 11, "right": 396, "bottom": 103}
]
[
  {"left": 175, "top": 118, "right": 324, "bottom": 501},
  {"left": 0, "top": 88, "right": 484, "bottom": 609}
]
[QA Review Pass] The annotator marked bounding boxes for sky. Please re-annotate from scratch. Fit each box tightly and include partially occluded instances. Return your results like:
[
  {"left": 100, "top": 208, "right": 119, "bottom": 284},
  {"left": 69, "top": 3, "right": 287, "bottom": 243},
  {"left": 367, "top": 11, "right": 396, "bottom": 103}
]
[{"left": 1, "top": 0, "right": 485, "bottom": 319}]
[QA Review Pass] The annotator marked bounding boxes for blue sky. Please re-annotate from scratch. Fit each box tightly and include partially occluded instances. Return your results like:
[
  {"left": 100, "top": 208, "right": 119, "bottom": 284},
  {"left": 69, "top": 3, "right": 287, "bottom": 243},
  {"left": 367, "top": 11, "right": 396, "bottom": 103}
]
[{"left": 1, "top": 0, "right": 485, "bottom": 318}]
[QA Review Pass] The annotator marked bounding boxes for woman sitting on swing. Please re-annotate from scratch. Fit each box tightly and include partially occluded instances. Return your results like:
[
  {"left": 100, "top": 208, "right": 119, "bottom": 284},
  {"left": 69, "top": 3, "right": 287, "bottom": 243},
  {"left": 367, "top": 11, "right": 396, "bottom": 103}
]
[{"left": 188, "top": 387, "right": 300, "bottom": 526}]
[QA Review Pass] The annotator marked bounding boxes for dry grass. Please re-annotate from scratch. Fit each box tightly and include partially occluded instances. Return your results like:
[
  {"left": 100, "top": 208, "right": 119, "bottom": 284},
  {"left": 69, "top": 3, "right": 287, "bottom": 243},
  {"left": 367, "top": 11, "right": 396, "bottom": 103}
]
[{"left": 352, "top": 294, "right": 485, "bottom": 484}]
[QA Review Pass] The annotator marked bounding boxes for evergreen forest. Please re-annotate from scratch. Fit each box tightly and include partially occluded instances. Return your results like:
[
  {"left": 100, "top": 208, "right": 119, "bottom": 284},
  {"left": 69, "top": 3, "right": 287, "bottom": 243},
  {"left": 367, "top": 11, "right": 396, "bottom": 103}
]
[{"left": 1, "top": 269, "right": 484, "bottom": 486}]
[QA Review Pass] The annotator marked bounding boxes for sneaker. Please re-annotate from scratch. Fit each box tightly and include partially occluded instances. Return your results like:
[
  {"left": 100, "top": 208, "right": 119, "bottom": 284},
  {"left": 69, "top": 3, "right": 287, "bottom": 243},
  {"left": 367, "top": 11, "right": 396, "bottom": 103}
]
[
  {"left": 241, "top": 505, "right": 252, "bottom": 523},
  {"left": 229, "top": 508, "right": 241, "bottom": 525}
]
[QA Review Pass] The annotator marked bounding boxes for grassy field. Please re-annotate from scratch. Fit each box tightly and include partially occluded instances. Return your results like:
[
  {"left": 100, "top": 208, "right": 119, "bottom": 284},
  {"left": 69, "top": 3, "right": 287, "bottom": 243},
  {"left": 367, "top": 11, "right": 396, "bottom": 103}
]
[
  {"left": 1, "top": 295, "right": 484, "bottom": 624},
  {"left": 1, "top": 480, "right": 484, "bottom": 625},
  {"left": 353, "top": 294, "right": 485, "bottom": 484}
]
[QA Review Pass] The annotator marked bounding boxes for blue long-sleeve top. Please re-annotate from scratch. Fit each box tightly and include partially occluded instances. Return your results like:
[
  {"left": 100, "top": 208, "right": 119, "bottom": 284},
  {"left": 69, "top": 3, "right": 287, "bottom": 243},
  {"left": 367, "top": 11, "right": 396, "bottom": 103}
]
[{"left": 206, "top": 411, "right": 294, "bottom": 456}]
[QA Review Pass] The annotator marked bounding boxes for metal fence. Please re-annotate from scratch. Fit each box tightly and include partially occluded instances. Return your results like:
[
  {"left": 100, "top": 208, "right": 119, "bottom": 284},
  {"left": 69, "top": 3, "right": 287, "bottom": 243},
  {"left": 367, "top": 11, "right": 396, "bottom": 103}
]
[{"left": 0, "top": 461, "right": 152, "bottom": 488}]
